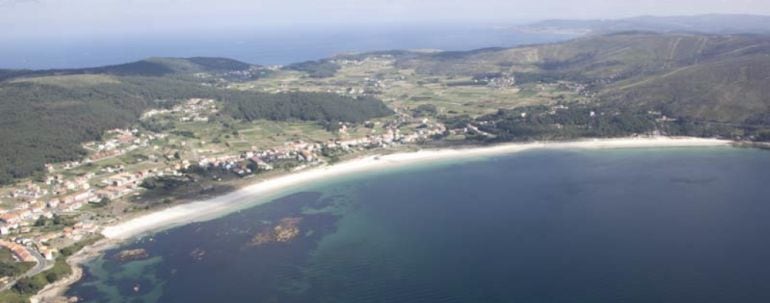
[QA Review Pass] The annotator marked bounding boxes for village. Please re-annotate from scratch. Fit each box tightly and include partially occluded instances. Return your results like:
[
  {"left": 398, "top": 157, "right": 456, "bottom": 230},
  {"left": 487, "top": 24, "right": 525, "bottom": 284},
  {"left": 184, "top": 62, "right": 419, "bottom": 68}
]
[{"left": 0, "top": 96, "right": 447, "bottom": 289}]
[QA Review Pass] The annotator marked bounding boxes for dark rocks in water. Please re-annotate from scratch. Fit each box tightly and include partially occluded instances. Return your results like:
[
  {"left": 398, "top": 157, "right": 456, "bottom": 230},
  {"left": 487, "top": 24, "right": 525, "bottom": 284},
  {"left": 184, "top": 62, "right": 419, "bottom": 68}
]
[
  {"left": 190, "top": 248, "right": 206, "bottom": 261},
  {"left": 114, "top": 249, "right": 149, "bottom": 262},
  {"left": 249, "top": 230, "right": 273, "bottom": 246},
  {"left": 275, "top": 217, "right": 302, "bottom": 242},
  {"left": 249, "top": 217, "right": 303, "bottom": 246}
]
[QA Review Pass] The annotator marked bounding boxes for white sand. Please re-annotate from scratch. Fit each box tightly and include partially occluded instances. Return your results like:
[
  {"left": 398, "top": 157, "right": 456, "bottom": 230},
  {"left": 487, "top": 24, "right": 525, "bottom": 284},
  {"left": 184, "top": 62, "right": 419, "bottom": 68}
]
[{"left": 102, "top": 137, "right": 730, "bottom": 240}]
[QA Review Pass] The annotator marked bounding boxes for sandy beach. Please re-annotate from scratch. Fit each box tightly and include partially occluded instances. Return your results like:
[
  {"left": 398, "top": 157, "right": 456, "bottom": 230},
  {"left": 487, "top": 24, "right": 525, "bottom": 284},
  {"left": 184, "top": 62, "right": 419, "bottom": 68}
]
[
  {"left": 102, "top": 136, "right": 730, "bottom": 240},
  {"left": 30, "top": 136, "right": 731, "bottom": 302}
]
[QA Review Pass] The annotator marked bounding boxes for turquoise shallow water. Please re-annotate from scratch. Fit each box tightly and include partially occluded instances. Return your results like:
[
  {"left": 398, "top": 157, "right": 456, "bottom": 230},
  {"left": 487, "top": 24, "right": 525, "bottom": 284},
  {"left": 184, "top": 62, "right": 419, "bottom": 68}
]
[{"left": 69, "top": 147, "right": 770, "bottom": 303}]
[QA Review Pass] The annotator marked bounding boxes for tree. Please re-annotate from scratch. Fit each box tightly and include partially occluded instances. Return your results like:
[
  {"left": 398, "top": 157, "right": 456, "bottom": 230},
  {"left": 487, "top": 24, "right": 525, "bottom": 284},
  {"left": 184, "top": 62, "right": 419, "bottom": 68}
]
[
  {"left": 34, "top": 216, "right": 47, "bottom": 227},
  {"left": 45, "top": 271, "right": 58, "bottom": 283},
  {"left": 52, "top": 214, "right": 63, "bottom": 226}
]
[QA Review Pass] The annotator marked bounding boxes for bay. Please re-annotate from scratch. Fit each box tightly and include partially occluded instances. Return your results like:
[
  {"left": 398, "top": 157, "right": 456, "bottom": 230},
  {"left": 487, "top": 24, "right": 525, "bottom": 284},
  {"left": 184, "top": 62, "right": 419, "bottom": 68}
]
[{"left": 68, "top": 147, "right": 770, "bottom": 303}]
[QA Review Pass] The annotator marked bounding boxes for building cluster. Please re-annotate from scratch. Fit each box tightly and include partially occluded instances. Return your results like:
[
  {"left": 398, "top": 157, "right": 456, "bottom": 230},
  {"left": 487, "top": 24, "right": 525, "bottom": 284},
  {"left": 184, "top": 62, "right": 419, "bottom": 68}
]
[
  {"left": 95, "top": 171, "right": 150, "bottom": 200},
  {"left": 7, "top": 183, "right": 48, "bottom": 202},
  {"left": 0, "top": 164, "right": 185, "bottom": 239},
  {"left": 0, "top": 239, "right": 36, "bottom": 263},
  {"left": 331, "top": 55, "right": 395, "bottom": 68},
  {"left": 0, "top": 169, "right": 175, "bottom": 270},
  {"left": 190, "top": 119, "right": 445, "bottom": 178},
  {"left": 475, "top": 74, "right": 517, "bottom": 89},
  {"left": 44, "top": 173, "right": 92, "bottom": 197},
  {"left": 81, "top": 129, "right": 142, "bottom": 162},
  {"left": 194, "top": 67, "right": 269, "bottom": 83},
  {"left": 196, "top": 140, "right": 323, "bottom": 176},
  {"left": 142, "top": 98, "right": 218, "bottom": 122}
]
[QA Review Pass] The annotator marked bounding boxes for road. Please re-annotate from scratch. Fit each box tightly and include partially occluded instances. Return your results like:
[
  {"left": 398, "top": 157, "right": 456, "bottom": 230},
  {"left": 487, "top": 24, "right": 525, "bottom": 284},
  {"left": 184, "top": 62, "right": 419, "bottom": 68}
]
[{"left": 0, "top": 246, "right": 54, "bottom": 292}]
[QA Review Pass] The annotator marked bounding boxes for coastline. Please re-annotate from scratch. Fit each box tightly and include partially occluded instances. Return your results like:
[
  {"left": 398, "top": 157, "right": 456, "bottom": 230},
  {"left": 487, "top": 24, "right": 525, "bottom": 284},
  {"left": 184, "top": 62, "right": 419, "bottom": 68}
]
[
  {"left": 31, "top": 136, "right": 731, "bottom": 302},
  {"left": 101, "top": 136, "right": 731, "bottom": 241},
  {"left": 30, "top": 239, "right": 117, "bottom": 303}
]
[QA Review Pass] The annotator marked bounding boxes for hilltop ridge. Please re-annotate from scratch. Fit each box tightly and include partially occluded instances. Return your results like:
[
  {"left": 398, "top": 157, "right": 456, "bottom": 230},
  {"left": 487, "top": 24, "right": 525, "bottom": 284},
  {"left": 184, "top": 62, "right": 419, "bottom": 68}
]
[{"left": 0, "top": 57, "right": 256, "bottom": 81}]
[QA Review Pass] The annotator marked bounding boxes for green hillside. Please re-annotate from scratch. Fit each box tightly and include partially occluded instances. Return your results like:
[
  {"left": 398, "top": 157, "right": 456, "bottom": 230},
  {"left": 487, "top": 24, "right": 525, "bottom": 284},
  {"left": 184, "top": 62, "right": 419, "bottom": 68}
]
[
  {"left": 2, "top": 31, "right": 769, "bottom": 184},
  {"left": 389, "top": 32, "right": 770, "bottom": 129},
  {"left": 602, "top": 53, "right": 770, "bottom": 123},
  {"left": 394, "top": 32, "right": 770, "bottom": 79},
  {"left": 0, "top": 72, "right": 392, "bottom": 184}
]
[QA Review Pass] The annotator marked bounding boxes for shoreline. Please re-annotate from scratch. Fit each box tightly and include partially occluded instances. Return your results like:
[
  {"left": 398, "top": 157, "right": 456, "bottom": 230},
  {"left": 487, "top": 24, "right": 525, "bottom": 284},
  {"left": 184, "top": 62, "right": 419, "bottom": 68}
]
[
  {"left": 101, "top": 136, "right": 731, "bottom": 241},
  {"left": 31, "top": 136, "right": 731, "bottom": 301},
  {"left": 30, "top": 238, "right": 118, "bottom": 303}
]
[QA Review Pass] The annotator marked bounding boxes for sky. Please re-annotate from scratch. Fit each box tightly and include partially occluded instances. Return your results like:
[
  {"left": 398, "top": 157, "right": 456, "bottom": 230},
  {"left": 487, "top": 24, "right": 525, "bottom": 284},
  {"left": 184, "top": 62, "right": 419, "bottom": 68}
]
[{"left": 2, "top": 0, "right": 770, "bottom": 40}]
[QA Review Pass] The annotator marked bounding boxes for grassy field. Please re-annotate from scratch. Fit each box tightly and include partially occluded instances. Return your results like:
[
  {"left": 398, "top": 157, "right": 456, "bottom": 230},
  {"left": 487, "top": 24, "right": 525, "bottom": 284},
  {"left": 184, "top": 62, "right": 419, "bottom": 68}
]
[
  {"left": 235, "top": 57, "right": 571, "bottom": 120},
  {"left": 9, "top": 74, "right": 121, "bottom": 87}
]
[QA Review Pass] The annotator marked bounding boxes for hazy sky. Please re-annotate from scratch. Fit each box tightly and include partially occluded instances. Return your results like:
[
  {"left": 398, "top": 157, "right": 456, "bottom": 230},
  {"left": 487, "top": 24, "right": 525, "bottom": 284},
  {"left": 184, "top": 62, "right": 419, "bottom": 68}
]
[{"left": 2, "top": 0, "right": 770, "bottom": 40}]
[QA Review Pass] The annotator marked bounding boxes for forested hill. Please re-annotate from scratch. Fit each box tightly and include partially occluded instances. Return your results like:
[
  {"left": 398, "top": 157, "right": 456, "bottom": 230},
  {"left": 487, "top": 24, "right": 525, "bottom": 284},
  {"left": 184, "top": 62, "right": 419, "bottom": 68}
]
[
  {"left": 0, "top": 57, "right": 256, "bottom": 81},
  {"left": 388, "top": 32, "right": 770, "bottom": 129},
  {"left": 0, "top": 70, "right": 392, "bottom": 184},
  {"left": 4, "top": 30, "right": 770, "bottom": 184}
]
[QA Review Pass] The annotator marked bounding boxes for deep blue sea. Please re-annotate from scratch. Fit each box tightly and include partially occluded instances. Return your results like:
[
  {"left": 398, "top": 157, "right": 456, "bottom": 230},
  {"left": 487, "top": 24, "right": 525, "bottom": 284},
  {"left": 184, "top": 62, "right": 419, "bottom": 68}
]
[
  {"left": 0, "top": 24, "right": 573, "bottom": 69},
  {"left": 68, "top": 147, "right": 770, "bottom": 303}
]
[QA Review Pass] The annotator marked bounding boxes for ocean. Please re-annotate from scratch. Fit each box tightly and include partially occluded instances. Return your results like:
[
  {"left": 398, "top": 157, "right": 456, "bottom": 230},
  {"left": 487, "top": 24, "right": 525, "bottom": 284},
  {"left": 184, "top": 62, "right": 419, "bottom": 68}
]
[
  {"left": 67, "top": 147, "right": 770, "bottom": 303},
  {"left": 0, "top": 24, "right": 573, "bottom": 69}
]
